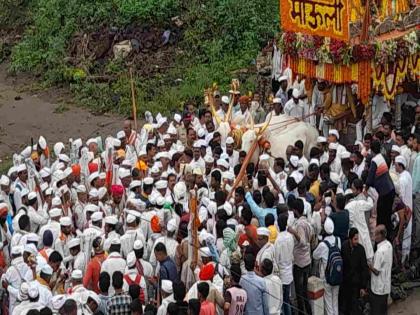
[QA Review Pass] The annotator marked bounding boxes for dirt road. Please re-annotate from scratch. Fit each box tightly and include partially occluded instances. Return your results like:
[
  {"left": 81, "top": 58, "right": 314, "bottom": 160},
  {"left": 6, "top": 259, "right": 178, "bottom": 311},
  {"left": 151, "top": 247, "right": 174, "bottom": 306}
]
[
  {"left": 0, "top": 63, "right": 123, "bottom": 164},
  {"left": 389, "top": 288, "right": 420, "bottom": 315}
]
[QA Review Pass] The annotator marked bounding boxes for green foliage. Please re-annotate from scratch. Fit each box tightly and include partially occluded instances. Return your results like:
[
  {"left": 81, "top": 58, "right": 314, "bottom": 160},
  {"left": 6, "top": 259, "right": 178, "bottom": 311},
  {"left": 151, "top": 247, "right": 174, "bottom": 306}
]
[
  {"left": 10, "top": 0, "right": 115, "bottom": 80},
  {"left": 0, "top": 0, "right": 32, "bottom": 30},
  {"left": 114, "top": 0, "right": 180, "bottom": 25},
  {"left": 5, "top": 0, "right": 279, "bottom": 115}
]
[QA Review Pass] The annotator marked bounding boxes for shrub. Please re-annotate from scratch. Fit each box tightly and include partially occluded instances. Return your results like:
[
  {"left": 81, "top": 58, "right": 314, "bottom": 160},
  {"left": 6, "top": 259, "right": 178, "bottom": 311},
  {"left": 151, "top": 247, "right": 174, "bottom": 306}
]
[{"left": 6, "top": 0, "right": 279, "bottom": 115}]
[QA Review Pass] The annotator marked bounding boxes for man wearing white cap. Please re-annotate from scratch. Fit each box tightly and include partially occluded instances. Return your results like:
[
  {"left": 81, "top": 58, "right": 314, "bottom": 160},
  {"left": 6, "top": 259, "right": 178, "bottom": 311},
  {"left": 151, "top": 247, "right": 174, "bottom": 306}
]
[
  {"left": 284, "top": 88, "right": 304, "bottom": 119},
  {"left": 15, "top": 282, "right": 43, "bottom": 314},
  {"left": 189, "top": 142, "right": 206, "bottom": 173},
  {"left": 313, "top": 217, "right": 341, "bottom": 315},
  {"left": 267, "top": 98, "right": 283, "bottom": 120},
  {"left": 73, "top": 184, "right": 88, "bottom": 231},
  {"left": 14, "top": 164, "right": 29, "bottom": 211},
  {"left": 389, "top": 144, "right": 401, "bottom": 174},
  {"left": 103, "top": 215, "right": 120, "bottom": 252},
  {"left": 225, "top": 137, "right": 239, "bottom": 168},
  {"left": 275, "top": 75, "right": 289, "bottom": 106},
  {"left": 54, "top": 216, "right": 74, "bottom": 266},
  {"left": 68, "top": 238, "right": 86, "bottom": 273},
  {"left": 82, "top": 211, "right": 103, "bottom": 261},
  {"left": 149, "top": 218, "right": 178, "bottom": 268},
  {"left": 328, "top": 142, "right": 342, "bottom": 176},
  {"left": 123, "top": 251, "right": 147, "bottom": 303},
  {"left": 120, "top": 210, "right": 146, "bottom": 258},
  {"left": 33, "top": 264, "right": 54, "bottom": 306},
  {"left": 0, "top": 175, "right": 12, "bottom": 215},
  {"left": 395, "top": 155, "right": 413, "bottom": 263},
  {"left": 288, "top": 155, "right": 303, "bottom": 184},
  {"left": 38, "top": 208, "right": 62, "bottom": 246},
  {"left": 328, "top": 129, "right": 346, "bottom": 157},
  {"left": 346, "top": 180, "right": 374, "bottom": 263},
  {"left": 132, "top": 239, "right": 154, "bottom": 278},
  {"left": 27, "top": 191, "right": 48, "bottom": 233},
  {"left": 101, "top": 238, "right": 127, "bottom": 296},
  {"left": 157, "top": 279, "right": 175, "bottom": 315},
  {"left": 2, "top": 245, "right": 34, "bottom": 312},
  {"left": 11, "top": 282, "right": 41, "bottom": 315},
  {"left": 255, "top": 227, "right": 276, "bottom": 274},
  {"left": 69, "top": 269, "right": 90, "bottom": 302}
]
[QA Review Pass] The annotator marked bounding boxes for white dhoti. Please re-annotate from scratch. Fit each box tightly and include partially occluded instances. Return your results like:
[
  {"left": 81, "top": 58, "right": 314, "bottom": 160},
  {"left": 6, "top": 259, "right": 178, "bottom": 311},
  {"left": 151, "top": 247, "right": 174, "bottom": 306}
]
[{"left": 324, "top": 282, "right": 339, "bottom": 315}]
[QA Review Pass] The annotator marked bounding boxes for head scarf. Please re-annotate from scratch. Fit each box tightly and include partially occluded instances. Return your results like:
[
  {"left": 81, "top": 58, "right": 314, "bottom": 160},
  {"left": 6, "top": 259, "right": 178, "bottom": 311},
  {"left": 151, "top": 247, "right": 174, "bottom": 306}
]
[
  {"left": 199, "top": 263, "right": 215, "bottom": 281},
  {"left": 88, "top": 162, "right": 98, "bottom": 174},
  {"left": 151, "top": 215, "right": 161, "bottom": 233},
  {"left": 111, "top": 184, "right": 124, "bottom": 197},
  {"left": 223, "top": 227, "right": 237, "bottom": 256},
  {"left": 71, "top": 164, "right": 81, "bottom": 176}
]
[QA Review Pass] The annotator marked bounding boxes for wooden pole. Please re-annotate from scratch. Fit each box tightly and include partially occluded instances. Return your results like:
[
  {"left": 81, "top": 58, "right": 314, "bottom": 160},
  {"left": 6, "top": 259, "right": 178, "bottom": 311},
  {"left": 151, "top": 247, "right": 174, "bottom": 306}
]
[
  {"left": 227, "top": 136, "right": 260, "bottom": 200},
  {"left": 190, "top": 189, "right": 199, "bottom": 266},
  {"left": 129, "top": 67, "right": 138, "bottom": 131}
]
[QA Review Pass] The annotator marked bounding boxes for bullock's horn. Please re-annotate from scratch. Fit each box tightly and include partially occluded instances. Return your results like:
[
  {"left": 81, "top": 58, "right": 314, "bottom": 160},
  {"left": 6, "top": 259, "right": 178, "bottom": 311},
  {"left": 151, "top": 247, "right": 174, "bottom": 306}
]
[
  {"left": 257, "top": 112, "right": 272, "bottom": 135},
  {"left": 206, "top": 88, "right": 222, "bottom": 125},
  {"left": 249, "top": 113, "right": 255, "bottom": 130},
  {"left": 225, "top": 96, "right": 234, "bottom": 123}
]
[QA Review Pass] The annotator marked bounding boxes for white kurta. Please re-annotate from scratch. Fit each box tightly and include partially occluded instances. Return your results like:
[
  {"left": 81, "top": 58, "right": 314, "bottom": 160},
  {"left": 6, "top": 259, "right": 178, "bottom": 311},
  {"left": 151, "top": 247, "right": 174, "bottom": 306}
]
[
  {"left": 274, "top": 231, "right": 294, "bottom": 285},
  {"left": 34, "top": 280, "right": 53, "bottom": 307},
  {"left": 100, "top": 252, "right": 127, "bottom": 295},
  {"left": 284, "top": 99, "right": 304, "bottom": 119},
  {"left": 346, "top": 196, "right": 374, "bottom": 260},
  {"left": 120, "top": 228, "right": 146, "bottom": 259},
  {"left": 399, "top": 170, "right": 413, "bottom": 261},
  {"left": 264, "top": 274, "right": 283, "bottom": 315},
  {"left": 2, "top": 257, "right": 34, "bottom": 313},
  {"left": 157, "top": 294, "right": 175, "bottom": 315},
  {"left": 12, "top": 301, "right": 43, "bottom": 315}
]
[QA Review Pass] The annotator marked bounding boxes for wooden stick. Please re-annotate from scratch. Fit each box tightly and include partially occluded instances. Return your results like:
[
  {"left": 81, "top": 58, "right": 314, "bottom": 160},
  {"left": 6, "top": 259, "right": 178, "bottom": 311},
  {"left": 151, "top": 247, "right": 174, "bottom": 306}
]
[
  {"left": 227, "top": 136, "right": 259, "bottom": 200},
  {"left": 190, "top": 189, "right": 199, "bottom": 266},
  {"left": 129, "top": 68, "right": 138, "bottom": 131}
]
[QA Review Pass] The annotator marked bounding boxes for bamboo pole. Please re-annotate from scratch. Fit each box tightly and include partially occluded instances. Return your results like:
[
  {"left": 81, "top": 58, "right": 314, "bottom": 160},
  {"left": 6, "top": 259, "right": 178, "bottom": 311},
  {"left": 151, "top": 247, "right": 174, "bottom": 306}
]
[
  {"left": 129, "top": 67, "right": 138, "bottom": 131},
  {"left": 227, "top": 136, "right": 260, "bottom": 200},
  {"left": 190, "top": 189, "right": 199, "bottom": 267}
]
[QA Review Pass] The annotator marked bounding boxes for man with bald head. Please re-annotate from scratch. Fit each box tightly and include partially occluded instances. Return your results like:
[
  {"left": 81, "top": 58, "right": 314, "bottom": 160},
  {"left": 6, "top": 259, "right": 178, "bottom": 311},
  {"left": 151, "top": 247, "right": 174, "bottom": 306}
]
[
  {"left": 369, "top": 225, "right": 392, "bottom": 315},
  {"left": 123, "top": 119, "right": 138, "bottom": 146}
]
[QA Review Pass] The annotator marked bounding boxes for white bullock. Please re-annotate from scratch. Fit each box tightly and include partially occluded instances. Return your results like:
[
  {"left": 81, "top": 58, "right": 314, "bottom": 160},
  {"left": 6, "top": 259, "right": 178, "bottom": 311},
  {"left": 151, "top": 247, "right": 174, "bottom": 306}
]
[{"left": 241, "top": 114, "right": 319, "bottom": 164}]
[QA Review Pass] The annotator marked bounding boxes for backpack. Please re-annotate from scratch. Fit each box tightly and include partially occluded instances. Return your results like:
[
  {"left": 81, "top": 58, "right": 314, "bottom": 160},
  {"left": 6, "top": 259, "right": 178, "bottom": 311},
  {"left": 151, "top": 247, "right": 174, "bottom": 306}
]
[
  {"left": 124, "top": 274, "right": 145, "bottom": 304},
  {"left": 324, "top": 237, "right": 343, "bottom": 286}
]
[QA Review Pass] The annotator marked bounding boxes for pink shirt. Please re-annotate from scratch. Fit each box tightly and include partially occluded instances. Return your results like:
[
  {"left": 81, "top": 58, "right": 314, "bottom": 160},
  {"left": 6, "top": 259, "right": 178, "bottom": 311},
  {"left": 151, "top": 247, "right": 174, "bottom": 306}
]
[{"left": 199, "top": 300, "right": 216, "bottom": 315}]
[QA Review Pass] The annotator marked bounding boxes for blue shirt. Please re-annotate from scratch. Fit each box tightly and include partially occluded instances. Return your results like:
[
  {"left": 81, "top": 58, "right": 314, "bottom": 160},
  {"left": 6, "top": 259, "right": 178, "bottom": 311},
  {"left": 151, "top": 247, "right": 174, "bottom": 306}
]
[
  {"left": 159, "top": 256, "right": 178, "bottom": 282},
  {"left": 412, "top": 153, "right": 420, "bottom": 194},
  {"left": 245, "top": 192, "right": 277, "bottom": 227},
  {"left": 239, "top": 271, "right": 269, "bottom": 315}
]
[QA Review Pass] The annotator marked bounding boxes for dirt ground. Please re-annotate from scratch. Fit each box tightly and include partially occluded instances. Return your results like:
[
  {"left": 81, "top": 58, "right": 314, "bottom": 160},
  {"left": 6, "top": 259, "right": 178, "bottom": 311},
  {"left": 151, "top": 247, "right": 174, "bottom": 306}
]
[
  {"left": 0, "top": 63, "right": 123, "bottom": 165},
  {"left": 389, "top": 288, "right": 420, "bottom": 315}
]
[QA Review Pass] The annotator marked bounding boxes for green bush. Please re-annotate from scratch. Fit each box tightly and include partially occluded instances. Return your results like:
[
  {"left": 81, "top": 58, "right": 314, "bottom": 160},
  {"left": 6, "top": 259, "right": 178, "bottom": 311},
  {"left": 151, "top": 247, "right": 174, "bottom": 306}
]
[
  {"left": 6, "top": 0, "right": 279, "bottom": 115},
  {"left": 115, "top": 0, "right": 180, "bottom": 25}
]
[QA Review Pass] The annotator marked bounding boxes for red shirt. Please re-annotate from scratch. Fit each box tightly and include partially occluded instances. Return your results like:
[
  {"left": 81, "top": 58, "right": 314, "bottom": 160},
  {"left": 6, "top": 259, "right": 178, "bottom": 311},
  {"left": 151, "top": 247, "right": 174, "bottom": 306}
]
[
  {"left": 83, "top": 253, "right": 107, "bottom": 293},
  {"left": 238, "top": 224, "right": 257, "bottom": 246},
  {"left": 199, "top": 300, "right": 216, "bottom": 315}
]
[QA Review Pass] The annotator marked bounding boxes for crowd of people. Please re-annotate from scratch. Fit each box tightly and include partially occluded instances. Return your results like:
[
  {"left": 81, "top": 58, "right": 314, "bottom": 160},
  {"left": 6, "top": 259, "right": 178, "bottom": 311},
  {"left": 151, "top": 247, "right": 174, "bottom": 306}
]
[{"left": 0, "top": 74, "right": 419, "bottom": 315}]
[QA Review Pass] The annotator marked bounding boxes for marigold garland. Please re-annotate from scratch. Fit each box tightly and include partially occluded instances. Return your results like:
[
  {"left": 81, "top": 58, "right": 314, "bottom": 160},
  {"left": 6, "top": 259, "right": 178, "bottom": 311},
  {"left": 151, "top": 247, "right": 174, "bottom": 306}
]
[
  {"left": 289, "top": 53, "right": 420, "bottom": 104},
  {"left": 278, "top": 31, "right": 419, "bottom": 66}
]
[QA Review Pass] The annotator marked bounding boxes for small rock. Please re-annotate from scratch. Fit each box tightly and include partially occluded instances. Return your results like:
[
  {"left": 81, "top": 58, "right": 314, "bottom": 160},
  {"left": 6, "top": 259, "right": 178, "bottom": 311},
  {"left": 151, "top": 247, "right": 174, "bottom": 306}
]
[
  {"left": 162, "top": 30, "right": 171, "bottom": 45},
  {"left": 131, "top": 39, "right": 140, "bottom": 51}
]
